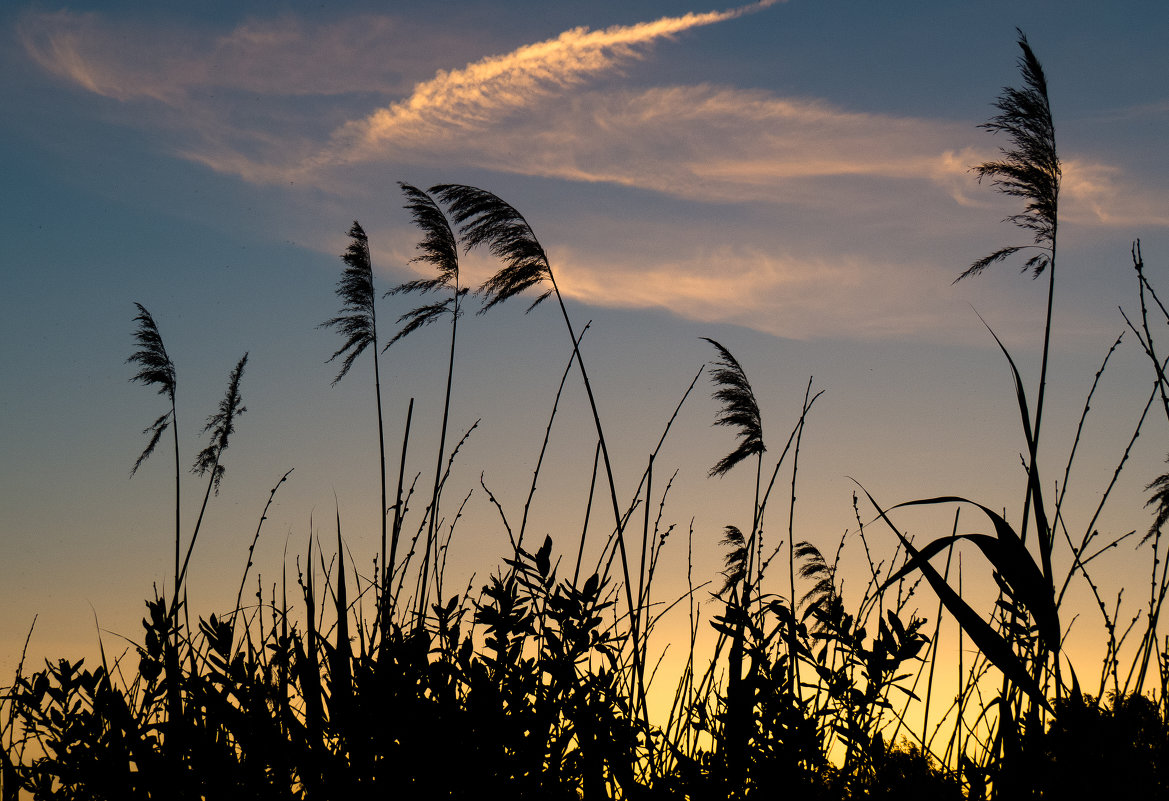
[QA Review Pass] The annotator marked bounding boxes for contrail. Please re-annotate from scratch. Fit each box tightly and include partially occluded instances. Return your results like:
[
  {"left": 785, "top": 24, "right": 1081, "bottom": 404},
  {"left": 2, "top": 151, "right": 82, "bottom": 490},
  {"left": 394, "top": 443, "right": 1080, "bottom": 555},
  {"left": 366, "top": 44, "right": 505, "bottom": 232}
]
[{"left": 318, "top": 1, "right": 784, "bottom": 167}]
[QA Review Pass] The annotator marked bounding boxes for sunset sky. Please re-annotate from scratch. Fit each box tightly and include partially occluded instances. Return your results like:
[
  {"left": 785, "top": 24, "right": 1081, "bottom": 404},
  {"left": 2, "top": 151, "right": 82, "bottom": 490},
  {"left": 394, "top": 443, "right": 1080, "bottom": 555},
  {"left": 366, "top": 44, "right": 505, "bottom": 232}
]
[{"left": 3, "top": 0, "right": 1169, "bottom": 702}]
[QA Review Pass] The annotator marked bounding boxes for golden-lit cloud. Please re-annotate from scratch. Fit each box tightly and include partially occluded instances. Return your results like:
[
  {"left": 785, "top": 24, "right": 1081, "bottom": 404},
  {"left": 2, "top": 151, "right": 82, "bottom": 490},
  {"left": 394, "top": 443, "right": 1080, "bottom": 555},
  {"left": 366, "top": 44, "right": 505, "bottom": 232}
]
[
  {"left": 319, "top": 2, "right": 784, "bottom": 168},
  {"left": 553, "top": 244, "right": 954, "bottom": 341},
  {"left": 16, "top": 1, "right": 1168, "bottom": 343}
]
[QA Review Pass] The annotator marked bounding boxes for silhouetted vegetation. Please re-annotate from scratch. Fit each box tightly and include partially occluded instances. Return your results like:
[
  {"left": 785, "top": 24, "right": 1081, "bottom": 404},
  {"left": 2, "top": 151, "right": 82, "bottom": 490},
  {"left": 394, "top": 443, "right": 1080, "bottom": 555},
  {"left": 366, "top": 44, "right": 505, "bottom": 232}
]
[{"left": 4, "top": 30, "right": 1169, "bottom": 800}]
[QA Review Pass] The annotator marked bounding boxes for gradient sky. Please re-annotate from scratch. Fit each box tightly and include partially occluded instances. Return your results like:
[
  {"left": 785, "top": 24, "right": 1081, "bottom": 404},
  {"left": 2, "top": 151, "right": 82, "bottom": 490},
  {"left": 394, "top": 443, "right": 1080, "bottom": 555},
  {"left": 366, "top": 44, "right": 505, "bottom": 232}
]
[{"left": 3, "top": 0, "right": 1169, "bottom": 710}]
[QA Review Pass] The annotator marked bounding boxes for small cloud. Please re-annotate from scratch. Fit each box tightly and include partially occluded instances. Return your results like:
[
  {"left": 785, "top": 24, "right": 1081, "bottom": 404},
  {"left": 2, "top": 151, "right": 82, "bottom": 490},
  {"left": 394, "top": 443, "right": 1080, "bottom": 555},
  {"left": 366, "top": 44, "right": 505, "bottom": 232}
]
[
  {"left": 552, "top": 244, "right": 963, "bottom": 342},
  {"left": 17, "top": 10, "right": 429, "bottom": 102},
  {"left": 1062, "top": 159, "right": 1169, "bottom": 228}
]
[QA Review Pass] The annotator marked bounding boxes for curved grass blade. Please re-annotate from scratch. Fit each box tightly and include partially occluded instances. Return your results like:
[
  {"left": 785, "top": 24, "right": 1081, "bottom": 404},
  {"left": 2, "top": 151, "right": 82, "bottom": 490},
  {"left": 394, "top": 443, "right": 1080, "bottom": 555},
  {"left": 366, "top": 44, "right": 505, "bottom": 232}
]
[
  {"left": 857, "top": 483, "right": 1052, "bottom": 712},
  {"left": 978, "top": 317, "right": 1054, "bottom": 577}
]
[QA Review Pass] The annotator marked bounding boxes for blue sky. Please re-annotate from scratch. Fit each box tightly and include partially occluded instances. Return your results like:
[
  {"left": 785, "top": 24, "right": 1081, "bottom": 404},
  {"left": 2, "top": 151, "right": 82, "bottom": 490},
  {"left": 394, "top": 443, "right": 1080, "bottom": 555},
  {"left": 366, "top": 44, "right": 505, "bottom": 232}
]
[{"left": 3, "top": 0, "right": 1169, "bottom": 704}]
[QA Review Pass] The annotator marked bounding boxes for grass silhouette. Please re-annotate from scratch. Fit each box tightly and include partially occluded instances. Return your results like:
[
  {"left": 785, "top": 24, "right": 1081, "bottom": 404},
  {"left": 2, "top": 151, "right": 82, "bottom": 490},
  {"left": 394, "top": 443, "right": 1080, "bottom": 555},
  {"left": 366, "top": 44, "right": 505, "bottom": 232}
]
[
  {"left": 3, "top": 30, "right": 1169, "bottom": 801},
  {"left": 383, "top": 183, "right": 467, "bottom": 626}
]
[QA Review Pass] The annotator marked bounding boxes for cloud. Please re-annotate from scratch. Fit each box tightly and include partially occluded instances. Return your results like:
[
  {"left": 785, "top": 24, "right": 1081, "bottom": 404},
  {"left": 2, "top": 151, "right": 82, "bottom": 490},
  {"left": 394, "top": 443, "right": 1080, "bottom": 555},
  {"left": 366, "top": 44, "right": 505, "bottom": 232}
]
[
  {"left": 15, "top": 2, "right": 1168, "bottom": 344},
  {"left": 1061, "top": 159, "right": 1169, "bottom": 228},
  {"left": 554, "top": 244, "right": 954, "bottom": 341},
  {"left": 412, "top": 84, "right": 979, "bottom": 205},
  {"left": 22, "top": 1, "right": 1164, "bottom": 235},
  {"left": 317, "top": 2, "right": 784, "bottom": 168},
  {"left": 17, "top": 10, "right": 434, "bottom": 102}
]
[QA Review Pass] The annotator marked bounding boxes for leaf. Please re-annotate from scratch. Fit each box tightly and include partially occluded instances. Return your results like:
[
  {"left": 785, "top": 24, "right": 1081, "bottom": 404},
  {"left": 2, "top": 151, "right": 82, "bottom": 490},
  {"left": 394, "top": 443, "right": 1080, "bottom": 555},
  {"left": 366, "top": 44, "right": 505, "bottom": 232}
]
[
  {"left": 535, "top": 535, "right": 553, "bottom": 580},
  {"left": 979, "top": 318, "right": 1055, "bottom": 582},
  {"left": 857, "top": 484, "right": 1052, "bottom": 711},
  {"left": 879, "top": 496, "right": 1059, "bottom": 653}
]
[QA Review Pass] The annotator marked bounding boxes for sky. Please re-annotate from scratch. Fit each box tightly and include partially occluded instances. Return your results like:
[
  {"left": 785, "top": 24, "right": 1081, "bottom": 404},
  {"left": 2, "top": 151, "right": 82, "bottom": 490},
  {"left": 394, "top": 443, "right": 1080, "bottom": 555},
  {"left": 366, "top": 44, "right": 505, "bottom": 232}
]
[{"left": 3, "top": 0, "right": 1169, "bottom": 715}]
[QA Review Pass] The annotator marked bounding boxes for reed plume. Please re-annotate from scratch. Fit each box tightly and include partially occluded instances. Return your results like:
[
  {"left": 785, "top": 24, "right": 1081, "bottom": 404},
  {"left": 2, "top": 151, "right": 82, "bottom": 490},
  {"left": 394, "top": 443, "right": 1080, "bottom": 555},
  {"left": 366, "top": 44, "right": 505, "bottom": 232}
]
[
  {"left": 958, "top": 29, "right": 1059, "bottom": 283},
  {"left": 958, "top": 30, "right": 1061, "bottom": 565},
  {"left": 191, "top": 353, "right": 248, "bottom": 494},
  {"left": 431, "top": 184, "right": 551, "bottom": 313},
  {"left": 718, "top": 525, "right": 747, "bottom": 596},
  {"left": 176, "top": 352, "right": 248, "bottom": 606},
  {"left": 384, "top": 183, "right": 466, "bottom": 622},
  {"left": 957, "top": 31, "right": 1062, "bottom": 677},
  {"left": 702, "top": 337, "right": 764, "bottom": 478},
  {"left": 430, "top": 182, "right": 651, "bottom": 731},
  {"left": 320, "top": 222, "right": 390, "bottom": 609},
  {"left": 322, "top": 223, "right": 379, "bottom": 384},
  {"left": 703, "top": 337, "right": 767, "bottom": 780},
  {"left": 127, "top": 303, "right": 181, "bottom": 593},
  {"left": 127, "top": 303, "right": 177, "bottom": 475}
]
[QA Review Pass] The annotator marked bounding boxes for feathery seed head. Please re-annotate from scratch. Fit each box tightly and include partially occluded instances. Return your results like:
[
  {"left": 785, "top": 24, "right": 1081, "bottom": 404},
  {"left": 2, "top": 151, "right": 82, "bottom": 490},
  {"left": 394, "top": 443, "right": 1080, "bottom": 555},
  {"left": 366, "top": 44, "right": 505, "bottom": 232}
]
[
  {"left": 430, "top": 183, "right": 552, "bottom": 313},
  {"left": 383, "top": 184, "right": 463, "bottom": 349},
  {"left": 128, "top": 303, "right": 176, "bottom": 401},
  {"left": 703, "top": 337, "right": 765, "bottom": 477},
  {"left": 192, "top": 352, "right": 248, "bottom": 494},
  {"left": 320, "top": 222, "right": 377, "bottom": 384},
  {"left": 719, "top": 525, "right": 747, "bottom": 596},
  {"left": 127, "top": 303, "right": 176, "bottom": 475},
  {"left": 959, "top": 29, "right": 1060, "bottom": 282}
]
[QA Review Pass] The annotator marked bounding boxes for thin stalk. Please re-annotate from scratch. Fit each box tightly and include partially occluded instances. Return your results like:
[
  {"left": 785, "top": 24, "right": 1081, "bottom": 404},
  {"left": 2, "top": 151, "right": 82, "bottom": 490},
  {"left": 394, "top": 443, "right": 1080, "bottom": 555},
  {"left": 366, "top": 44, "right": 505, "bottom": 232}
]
[
  {"left": 572, "top": 441, "right": 602, "bottom": 587},
  {"left": 923, "top": 512, "right": 958, "bottom": 751},
  {"left": 374, "top": 340, "right": 388, "bottom": 608},
  {"left": 387, "top": 398, "right": 414, "bottom": 604},
  {"left": 549, "top": 275, "right": 652, "bottom": 738},
  {"left": 521, "top": 324, "right": 589, "bottom": 558},
  {"left": 172, "top": 452, "right": 221, "bottom": 617},
  {"left": 416, "top": 283, "right": 459, "bottom": 624},
  {"left": 635, "top": 453, "right": 653, "bottom": 661},
  {"left": 230, "top": 468, "right": 294, "bottom": 641},
  {"left": 787, "top": 376, "right": 814, "bottom": 695},
  {"left": 320, "top": 222, "right": 386, "bottom": 639},
  {"left": 172, "top": 404, "right": 180, "bottom": 603}
]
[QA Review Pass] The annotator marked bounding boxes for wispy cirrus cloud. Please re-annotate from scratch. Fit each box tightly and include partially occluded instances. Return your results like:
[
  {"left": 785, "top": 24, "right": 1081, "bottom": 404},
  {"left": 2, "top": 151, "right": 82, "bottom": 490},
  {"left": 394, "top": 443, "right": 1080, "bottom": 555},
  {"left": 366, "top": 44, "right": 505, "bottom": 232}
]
[
  {"left": 20, "top": 0, "right": 1162, "bottom": 232},
  {"left": 15, "top": 1, "right": 1167, "bottom": 344},
  {"left": 316, "top": 2, "right": 784, "bottom": 169},
  {"left": 18, "top": 9, "right": 441, "bottom": 101}
]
